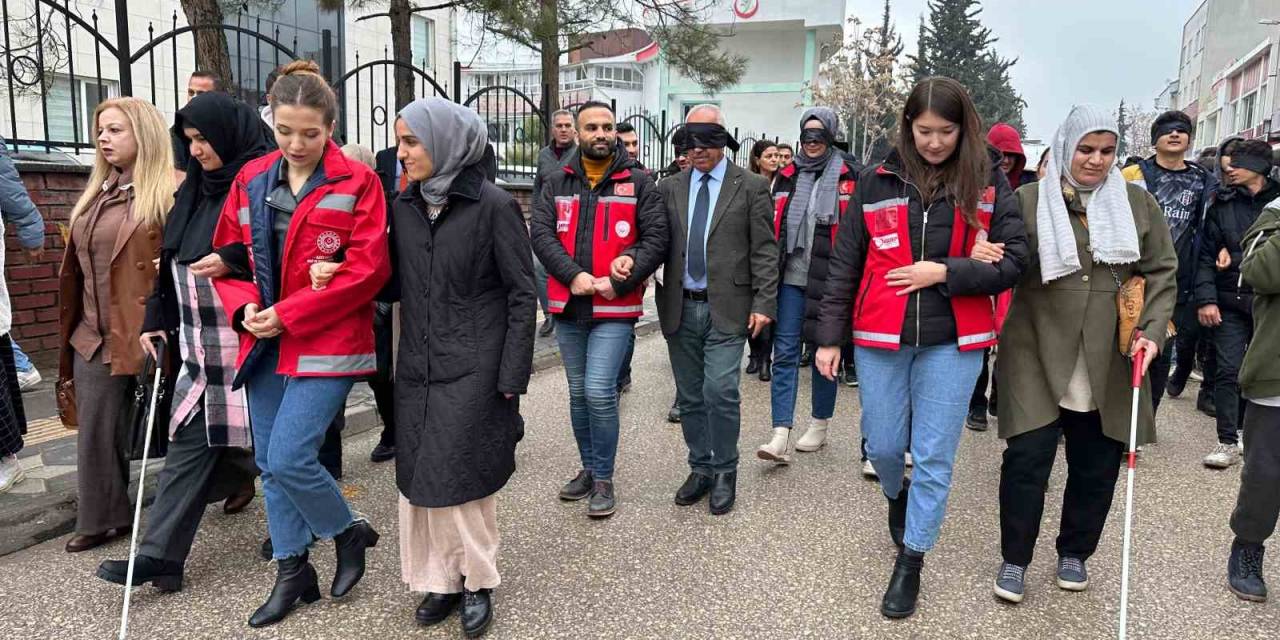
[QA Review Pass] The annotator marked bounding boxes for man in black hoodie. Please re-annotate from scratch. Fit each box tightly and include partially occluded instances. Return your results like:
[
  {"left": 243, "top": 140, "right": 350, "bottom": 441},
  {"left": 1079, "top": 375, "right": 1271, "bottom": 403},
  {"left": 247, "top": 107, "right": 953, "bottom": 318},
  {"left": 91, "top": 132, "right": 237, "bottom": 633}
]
[
  {"left": 1121, "top": 110, "right": 1219, "bottom": 414},
  {"left": 1197, "top": 139, "right": 1280, "bottom": 469}
]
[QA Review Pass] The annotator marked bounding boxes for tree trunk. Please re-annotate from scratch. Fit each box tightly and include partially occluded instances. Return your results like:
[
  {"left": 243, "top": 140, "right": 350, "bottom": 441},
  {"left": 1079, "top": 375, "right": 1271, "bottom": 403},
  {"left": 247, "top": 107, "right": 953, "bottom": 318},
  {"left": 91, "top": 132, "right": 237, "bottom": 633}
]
[
  {"left": 389, "top": 0, "right": 415, "bottom": 110},
  {"left": 538, "top": 0, "right": 560, "bottom": 113},
  {"left": 179, "top": 0, "right": 234, "bottom": 92}
]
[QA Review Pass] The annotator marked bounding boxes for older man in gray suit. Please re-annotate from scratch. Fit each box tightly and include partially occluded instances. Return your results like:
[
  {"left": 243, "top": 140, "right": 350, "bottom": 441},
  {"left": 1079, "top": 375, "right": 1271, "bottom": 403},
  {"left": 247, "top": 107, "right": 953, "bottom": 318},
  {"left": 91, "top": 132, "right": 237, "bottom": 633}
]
[{"left": 636, "top": 104, "right": 779, "bottom": 515}]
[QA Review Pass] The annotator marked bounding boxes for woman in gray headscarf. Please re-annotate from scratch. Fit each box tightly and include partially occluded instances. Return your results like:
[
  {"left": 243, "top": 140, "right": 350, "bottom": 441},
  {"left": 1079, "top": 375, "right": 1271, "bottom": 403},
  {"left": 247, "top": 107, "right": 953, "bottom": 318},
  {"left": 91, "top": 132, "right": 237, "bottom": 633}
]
[
  {"left": 358, "top": 96, "right": 535, "bottom": 636},
  {"left": 992, "top": 104, "right": 1175, "bottom": 605}
]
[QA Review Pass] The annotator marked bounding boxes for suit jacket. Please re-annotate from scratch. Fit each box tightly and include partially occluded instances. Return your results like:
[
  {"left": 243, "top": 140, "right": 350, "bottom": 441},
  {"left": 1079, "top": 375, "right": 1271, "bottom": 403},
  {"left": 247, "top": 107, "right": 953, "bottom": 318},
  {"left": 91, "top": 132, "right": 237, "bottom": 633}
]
[
  {"left": 654, "top": 161, "right": 779, "bottom": 336},
  {"left": 375, "top": 147, "right": 399, "bottom": 197}
]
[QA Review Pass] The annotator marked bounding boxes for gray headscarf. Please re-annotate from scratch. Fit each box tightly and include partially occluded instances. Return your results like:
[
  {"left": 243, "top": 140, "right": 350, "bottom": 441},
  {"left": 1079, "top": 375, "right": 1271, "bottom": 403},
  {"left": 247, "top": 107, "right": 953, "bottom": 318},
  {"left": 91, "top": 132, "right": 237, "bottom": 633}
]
[
  {"left": 786, "top": 106, "right": 845, "bottom": 256},
  {"left": 397, "top": 97, "right": 489, "bottom": 207}
]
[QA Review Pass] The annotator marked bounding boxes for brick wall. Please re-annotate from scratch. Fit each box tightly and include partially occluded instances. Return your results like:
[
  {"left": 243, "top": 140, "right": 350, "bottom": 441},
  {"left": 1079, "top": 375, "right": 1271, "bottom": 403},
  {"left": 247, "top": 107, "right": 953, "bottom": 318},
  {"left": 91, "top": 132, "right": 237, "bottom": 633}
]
[
  {"left": 504, "top": 183, "right": 533, "bottom": 220},
  {"left": 6, "top": 162, "right": 89, "bottom": 362}
]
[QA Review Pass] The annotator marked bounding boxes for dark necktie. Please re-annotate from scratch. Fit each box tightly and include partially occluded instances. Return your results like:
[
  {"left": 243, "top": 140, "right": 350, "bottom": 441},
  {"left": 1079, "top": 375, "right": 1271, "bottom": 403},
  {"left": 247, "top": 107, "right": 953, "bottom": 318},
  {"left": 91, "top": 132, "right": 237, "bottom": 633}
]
[{"left": 688, "top": 173, "right": 711, "bottom": 283}]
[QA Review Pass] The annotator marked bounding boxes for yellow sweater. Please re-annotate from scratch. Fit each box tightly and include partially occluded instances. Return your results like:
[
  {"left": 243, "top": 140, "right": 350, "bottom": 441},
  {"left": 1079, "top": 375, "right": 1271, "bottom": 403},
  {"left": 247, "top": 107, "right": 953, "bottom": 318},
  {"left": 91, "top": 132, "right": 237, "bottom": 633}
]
[{"left": 581, "top": 155, "right": 610, "bottom": 188}]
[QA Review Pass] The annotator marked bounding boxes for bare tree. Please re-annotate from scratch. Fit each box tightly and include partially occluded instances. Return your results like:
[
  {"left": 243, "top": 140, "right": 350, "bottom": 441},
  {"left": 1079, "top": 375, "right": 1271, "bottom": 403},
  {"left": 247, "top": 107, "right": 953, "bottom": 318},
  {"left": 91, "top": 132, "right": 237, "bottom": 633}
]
[
  {"left": 0, "top": 3, "right": 73, "bottom": 99},
  {"left": 809, "top": 15, "right": 909, "bottom": 163}
]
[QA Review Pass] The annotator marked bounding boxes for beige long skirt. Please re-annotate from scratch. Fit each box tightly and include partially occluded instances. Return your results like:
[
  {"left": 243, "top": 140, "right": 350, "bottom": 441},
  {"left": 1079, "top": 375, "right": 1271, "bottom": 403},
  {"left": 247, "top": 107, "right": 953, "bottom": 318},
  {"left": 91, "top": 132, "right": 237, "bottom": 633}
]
[{"left": 399, "top": 492, "right": 501, "bottom": 593}]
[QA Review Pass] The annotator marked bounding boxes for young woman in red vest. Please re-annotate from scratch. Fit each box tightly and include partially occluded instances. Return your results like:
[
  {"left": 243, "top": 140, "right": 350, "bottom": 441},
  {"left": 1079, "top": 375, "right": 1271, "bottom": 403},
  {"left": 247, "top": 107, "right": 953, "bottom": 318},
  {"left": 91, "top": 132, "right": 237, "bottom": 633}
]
[{"left": 814, "top": 77, "right": 1028, "bottom": 619}]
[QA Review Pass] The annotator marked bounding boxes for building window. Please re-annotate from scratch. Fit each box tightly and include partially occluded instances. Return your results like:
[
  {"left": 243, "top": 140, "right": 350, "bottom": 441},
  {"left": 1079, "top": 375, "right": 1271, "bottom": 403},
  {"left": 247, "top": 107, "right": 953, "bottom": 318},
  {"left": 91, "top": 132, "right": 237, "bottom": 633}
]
[
  {"left": 596, "top": 65, "right": 642, "bottom": 90},
  {"left": 1239, "top": 92, "right": 1258, "bottom": 132},
  {"left": 412, "top": 16, "right": 434, "bottom": 69},
  {"left": 46, "top": 75, "right": 118, "bottom": 145}
]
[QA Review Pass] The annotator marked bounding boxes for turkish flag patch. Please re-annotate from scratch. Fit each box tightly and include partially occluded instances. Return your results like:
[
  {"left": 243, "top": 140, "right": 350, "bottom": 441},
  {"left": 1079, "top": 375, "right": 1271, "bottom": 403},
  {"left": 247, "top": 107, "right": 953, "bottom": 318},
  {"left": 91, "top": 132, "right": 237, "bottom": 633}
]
[{"left": 614, "top": 182, "right": 635, "bottom": 197}]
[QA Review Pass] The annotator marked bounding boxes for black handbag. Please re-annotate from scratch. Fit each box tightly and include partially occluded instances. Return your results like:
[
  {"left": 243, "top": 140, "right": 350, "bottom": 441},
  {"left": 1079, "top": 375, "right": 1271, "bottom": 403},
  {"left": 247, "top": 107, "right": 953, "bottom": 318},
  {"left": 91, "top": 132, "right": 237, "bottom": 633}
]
[{"left": 125, "top": 339, "right": 174, "bottom": 461}]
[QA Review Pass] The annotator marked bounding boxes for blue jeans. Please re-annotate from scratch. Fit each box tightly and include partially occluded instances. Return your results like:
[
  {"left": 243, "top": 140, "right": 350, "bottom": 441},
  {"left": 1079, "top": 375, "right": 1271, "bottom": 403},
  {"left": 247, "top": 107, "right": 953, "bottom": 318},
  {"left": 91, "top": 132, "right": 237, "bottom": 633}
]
[
  {"left": 857, "top": 344, "right": 982, "bottom": 553},
  {"left": 556, "top": 320, "right": 634, "bottom": 481},
  {"left": 9, "top": 337, "right": 31, "bottom": 373},
  {"left": 667, "top": 299, "right": 747, "bottom": 475},
  {"left": 770, "top": 284, "right": 837, "bottom": 427},
  {"left": 246, "top": 346, "right": 356, "bottom": 559}
]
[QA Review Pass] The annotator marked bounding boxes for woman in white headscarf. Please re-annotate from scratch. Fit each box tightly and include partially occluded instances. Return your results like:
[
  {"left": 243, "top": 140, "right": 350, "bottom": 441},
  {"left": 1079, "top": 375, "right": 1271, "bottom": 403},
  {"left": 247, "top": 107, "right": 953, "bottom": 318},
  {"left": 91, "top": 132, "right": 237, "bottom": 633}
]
[
  {"left": 990, "top": 104, "right": 1176, "bottom": 605},
  {"left": 313, "top": 97, "right": 535, "bottom": 635}
]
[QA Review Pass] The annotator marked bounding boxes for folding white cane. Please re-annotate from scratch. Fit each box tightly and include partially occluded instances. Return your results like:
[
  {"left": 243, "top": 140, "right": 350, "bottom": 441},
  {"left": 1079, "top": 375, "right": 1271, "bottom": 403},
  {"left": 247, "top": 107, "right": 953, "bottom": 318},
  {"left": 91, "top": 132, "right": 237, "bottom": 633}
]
[
  {"left": 118, "top": 340, "right": 165, "bottom": 640},
  {"left": 1118, "top": 338, "right": 1147, "bottom": 640}
]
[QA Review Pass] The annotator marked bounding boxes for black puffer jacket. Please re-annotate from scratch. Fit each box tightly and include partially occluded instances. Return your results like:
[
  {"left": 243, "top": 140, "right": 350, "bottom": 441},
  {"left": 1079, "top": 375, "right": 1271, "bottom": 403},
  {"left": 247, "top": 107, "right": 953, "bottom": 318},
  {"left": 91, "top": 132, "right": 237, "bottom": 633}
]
[
  {"left": 1195, "top": 178, "right": 1280, "bottom": 314},
  {"left": 530, "top": 146, "right": 669, "bottom": 324},
  {"left": 772, "top": 156, "right": 862, "bottom": 342},
  {"left": 816, "top": 148, "right": 1028, "bottom": 347}
]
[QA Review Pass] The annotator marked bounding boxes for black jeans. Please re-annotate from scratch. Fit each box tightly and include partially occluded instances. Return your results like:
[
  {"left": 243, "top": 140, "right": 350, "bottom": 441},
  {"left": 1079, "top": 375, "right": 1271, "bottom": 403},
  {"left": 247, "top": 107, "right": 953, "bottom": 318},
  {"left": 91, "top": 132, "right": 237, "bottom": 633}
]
[
  {"left": 999, "top": 409, "right": 1124, "bottom": 566},
  {"left": 371, "top": 303, "right": 395, "bottom": 448},
  {"left": 1231, "top": 403, "right": 1280, "bottom": 544},
  {"left": 1211, "top": 307, "right": 1252, "bottom": 444},
  {"left": 969, "top": 348, "right": 999, "bottom": 415}
]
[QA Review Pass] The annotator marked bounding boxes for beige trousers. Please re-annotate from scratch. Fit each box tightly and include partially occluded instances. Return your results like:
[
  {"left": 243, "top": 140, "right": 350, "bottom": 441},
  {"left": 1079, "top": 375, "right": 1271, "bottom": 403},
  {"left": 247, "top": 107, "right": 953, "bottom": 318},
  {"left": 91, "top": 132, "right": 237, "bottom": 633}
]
[{"left": 399, "top": 492, "right": 500, "bottom": 593}]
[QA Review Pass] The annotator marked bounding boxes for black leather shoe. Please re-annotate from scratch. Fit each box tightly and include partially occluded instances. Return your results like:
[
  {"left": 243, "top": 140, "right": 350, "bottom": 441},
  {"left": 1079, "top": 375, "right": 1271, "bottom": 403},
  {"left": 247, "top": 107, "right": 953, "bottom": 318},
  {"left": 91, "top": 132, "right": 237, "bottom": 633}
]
[
  {"left": 331, "top": 519, "right": 380, "bottom": 597},
  {"left": 416, "top": 591, "right": 463, "bottom": 626},
  {"left": 709, "top": 471, "right": 737, "bottom": 515},
  {"left": 248, "top": 553, "right": 321, "bottom": 628},
  {"left": 538, "top": 317, "right": 556, "bottom": 337},
  {"left": 759, "top": 360, "right": 772, "bottom": 382},
  {"left": 370, "top": 443, "right": 396, "bottom": 463},
  {"left": 667, "top": 401, "right": 682, "bottom": 424},
  {"left": 887, "top": 479, "right": 911, "bottom": 548},
  {"left": 260, "top": 537, "right": 274, "bottom": 561},
  {"left": 587, "top": 480, "right": 616, "bottom": 518},
  {"left": 881, "top": 548, "right": 925, "bottom": 619},
  {"left": 965, "top": 410, "right": 989, "bottom": 431},
  {"left": 674, "top": 473, "right": 712, "bottom": 506},
  {"left": 1197, "top": 394, "right": 1217, "bottom": 418},
  {"left": 1166, "top": 376, "right": 1186, "bottom": 399},
  {"left": 559, "top": 469, "right": 594, "bottom": 501},
  {"left": 97, "top": 555, "right": 184, "bottom": 592},
  {"left": 461, "top": 588, "right": 493, "bottom": 638},
  {"left": 745, "top": 356, "right": 761, "bottom": 375}
]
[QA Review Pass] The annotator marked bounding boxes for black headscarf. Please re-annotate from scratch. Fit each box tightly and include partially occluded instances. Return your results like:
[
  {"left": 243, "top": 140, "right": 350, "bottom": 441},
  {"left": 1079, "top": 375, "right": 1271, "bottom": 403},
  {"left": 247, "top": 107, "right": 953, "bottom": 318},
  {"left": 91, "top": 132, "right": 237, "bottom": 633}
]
[{"left": 166, "top": 92, "right": 276, "bottom": 263}]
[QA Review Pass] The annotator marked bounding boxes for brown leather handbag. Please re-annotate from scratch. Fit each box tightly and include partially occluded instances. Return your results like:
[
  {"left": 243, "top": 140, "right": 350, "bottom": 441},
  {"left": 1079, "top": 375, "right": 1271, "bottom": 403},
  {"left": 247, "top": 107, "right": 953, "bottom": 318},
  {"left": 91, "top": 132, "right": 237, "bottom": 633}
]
[
  {"left": 1113, "top": 269, "right": 1146, "bottom": 356},
  {"left": 56, "top": 377, "right": 78, "bottom": 428}
]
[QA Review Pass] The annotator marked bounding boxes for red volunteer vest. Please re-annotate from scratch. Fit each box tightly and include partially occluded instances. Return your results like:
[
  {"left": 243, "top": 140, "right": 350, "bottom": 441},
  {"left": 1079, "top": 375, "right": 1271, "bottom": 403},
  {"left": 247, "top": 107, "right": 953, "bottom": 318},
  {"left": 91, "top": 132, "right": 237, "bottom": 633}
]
[
  {"left": 546, "top": 169, "right": 645, "bottom": 319},
  {"left": 852, "top": 182, "right": 998, "bottom": 352},
  {"left": 772, "top": 163, "right": 856, "bottom": 245}
]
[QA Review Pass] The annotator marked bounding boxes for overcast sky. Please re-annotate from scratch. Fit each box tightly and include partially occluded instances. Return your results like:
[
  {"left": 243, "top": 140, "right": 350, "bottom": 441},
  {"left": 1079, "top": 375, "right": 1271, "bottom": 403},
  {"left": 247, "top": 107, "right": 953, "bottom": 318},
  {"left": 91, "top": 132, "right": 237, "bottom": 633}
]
[{"left": 846, "top": 0, "right": 1204, "bottom": 142}]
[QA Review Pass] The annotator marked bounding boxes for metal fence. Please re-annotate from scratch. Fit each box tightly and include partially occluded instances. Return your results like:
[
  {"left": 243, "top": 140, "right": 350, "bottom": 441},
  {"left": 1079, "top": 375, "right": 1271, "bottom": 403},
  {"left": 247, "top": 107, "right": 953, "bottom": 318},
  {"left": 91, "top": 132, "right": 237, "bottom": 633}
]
[{"left": 0, "top": 0, "right": 788, "bottom": 183}]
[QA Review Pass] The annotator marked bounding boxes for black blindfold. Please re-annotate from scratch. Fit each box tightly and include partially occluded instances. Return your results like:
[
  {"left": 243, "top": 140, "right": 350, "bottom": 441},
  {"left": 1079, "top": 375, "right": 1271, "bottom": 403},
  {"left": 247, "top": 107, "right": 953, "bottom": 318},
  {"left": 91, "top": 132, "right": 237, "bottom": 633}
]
[{"left": 685, "top": 122, "right": 740, "bottom": 152}]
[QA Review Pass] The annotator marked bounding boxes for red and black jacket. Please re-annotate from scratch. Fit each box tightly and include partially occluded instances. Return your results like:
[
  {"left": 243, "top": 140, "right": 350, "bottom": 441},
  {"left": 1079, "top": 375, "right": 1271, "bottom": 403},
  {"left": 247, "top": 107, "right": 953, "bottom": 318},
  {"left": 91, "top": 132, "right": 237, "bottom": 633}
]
[
  {"left": 771, "top": 158, "right": 859, "bottom": 342},
  {"left": 530, "top": 146, "right": 669, "bottom": 323},
  {"left": 815, "top": 149, "right": 1028, "bottom": 351}
]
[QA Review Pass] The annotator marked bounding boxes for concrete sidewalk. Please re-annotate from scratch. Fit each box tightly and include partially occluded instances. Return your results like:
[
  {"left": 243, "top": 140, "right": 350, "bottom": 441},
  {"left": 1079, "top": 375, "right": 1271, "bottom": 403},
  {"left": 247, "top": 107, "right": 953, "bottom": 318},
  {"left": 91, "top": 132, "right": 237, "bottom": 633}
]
[{"left": 0, "top": 297, "right": 660, "bottom": 556}]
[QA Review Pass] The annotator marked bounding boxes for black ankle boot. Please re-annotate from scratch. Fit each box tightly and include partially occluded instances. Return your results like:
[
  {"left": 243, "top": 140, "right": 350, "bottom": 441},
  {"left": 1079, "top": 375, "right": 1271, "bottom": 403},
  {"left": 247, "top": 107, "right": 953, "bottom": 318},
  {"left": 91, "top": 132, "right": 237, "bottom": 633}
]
[
  {"left": 416, "top": 591, "right": 463, "bottom": 626},
  {"left": 461, "top": 588, "right": 493, "bottom": 638},
  {"left": 248, "top": 553, "right": 321, "bottom": 628},
  {"left": 881, "top": 548, "right": 924, "bottom": 618},
  {"left": 745, "top": 356, "right": 761, "bottom": 375},
  {"left": 332, "top": 519, "right": 380, "bottom": 597},
  {"left": 759, "top": 359, "right": 773, "bottom": 382},
  {"left": 96, "top": 555, "right": 184, "bottom": 592},
  {"left": 887, "top": 479, "right": 911, "bottom": 548}
]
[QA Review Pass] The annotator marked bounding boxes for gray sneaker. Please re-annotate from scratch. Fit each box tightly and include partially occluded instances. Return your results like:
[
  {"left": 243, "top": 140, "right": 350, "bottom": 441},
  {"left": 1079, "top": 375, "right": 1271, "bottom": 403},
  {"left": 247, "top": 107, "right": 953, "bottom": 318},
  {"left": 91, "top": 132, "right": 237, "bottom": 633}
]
[
  {"left": 1057, "top": 556, "right": 1088, "bottom": 591},
  {"left": 587, "top": 480, "right": 616, "bottom": 518},
  {"left": 1204, "top": 442, "right": 1241, "bottom": 469},
  {"left": 993, "top": 561, "right": 1026, "bottom": 603}
]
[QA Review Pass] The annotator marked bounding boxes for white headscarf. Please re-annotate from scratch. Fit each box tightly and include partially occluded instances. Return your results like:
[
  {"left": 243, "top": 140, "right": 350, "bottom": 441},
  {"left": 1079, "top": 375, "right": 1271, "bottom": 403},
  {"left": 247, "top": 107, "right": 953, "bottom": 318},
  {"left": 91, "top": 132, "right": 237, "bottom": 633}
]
[
  {"left": 398, "top": 97, "right": 489, "bottom": 206},
  {"left": 1035, "top": 104, "right": 1141, "bottom": 283}
]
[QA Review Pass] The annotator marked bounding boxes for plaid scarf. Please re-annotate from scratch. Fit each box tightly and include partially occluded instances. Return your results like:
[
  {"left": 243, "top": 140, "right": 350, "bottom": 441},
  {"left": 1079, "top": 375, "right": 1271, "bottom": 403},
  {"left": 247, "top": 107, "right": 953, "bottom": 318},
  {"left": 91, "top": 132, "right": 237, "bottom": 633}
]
[{"left": 168, "top": 261, "right": 250, "bottom": 447}]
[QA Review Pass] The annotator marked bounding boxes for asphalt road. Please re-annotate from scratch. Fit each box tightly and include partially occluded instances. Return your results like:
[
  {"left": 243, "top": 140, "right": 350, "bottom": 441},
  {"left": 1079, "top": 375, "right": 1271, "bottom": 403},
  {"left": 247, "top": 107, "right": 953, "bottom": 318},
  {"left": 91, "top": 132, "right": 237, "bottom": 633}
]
[{"left": 1, "top": 332, "right": 1276, "bottom": 639}]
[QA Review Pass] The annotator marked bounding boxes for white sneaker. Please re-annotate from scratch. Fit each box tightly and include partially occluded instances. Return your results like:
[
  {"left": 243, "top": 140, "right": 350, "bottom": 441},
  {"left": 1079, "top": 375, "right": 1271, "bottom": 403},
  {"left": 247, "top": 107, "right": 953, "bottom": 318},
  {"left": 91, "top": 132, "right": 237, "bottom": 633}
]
[
  {"left": 0, "top": 454, "right": 25, "bottom": 493},
  {"left": 17, "top": 368, "right": 40, "bottom": 391},
  {"left": 795, "top": 419, "right": 829, "bottom": 452},
  {"left": 756, "top": 427, "right": 793, "bottom": 464},
  {"left": 1204, "top": 442, "right": 1241, "bottom": 469},
  {"left": 861, "top": 459, "right": 878, "bottom": 479},
  {"left": 904, "top": 451, "right": 914, "bottom": 467}
]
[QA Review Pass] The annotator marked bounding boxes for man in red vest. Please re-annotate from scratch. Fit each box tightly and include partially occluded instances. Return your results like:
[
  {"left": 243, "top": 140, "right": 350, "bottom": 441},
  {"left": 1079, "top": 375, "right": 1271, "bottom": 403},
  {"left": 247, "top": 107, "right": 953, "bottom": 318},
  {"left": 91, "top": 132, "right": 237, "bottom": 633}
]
[{"left": 530, "top": 101, "right": 669, "bottom": 519}]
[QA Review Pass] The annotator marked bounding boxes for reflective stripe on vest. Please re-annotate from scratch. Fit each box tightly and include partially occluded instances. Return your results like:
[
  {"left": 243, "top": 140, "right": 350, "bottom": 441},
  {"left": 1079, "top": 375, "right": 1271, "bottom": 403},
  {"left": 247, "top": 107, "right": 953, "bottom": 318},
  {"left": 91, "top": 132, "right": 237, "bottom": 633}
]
[
  {"left": 238, "top": 206, "right": 251, "bottom": 226},
  {"left": 316, "top": 193, "right": 357, "bottom": 213},
  {"left": 296, "top": 353, "right": 376, "bottom": 373},
  {"left": 852, "top": 330, "right": 901, "bottom": 345}
]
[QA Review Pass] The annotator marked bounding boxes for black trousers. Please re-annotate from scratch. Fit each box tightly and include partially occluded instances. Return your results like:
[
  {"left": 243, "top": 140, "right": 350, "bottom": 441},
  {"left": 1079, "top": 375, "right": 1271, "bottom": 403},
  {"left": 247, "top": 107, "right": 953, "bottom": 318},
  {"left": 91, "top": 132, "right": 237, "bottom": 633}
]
[
  {"left": 747, "top": 325, "right": 772, "bottom": 363},
  {"left": 0, "top": 334, "right": 27, "bottom": 457},
  {"left": 1231, "top": 403, "right": 1280, "bottom": 544},
  {"left": 1211, "top": 307, "right": 1252, "bottom": 443},
  {"left": 999, "top": 409, "right": 1123, "bottom": 566},
  {"left": 319, "top": 413, "right": 344, "bottom": 480},
  {"left": 1155, "top": 302, "right": 1217, "bottom": 412},
  {"left": 969, "top": 348, "right": 999, "bottom": 415},
  {"left": 371, "top": 303, "right": 395, "bottom": 448}
]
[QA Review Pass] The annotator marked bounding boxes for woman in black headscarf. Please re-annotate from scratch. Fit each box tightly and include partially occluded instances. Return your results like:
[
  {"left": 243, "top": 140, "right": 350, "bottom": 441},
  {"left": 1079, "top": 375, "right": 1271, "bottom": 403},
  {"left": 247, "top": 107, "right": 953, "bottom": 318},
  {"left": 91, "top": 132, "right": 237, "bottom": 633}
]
[{"left": 95, "top": 92, "right": 274, "bottom": 593}]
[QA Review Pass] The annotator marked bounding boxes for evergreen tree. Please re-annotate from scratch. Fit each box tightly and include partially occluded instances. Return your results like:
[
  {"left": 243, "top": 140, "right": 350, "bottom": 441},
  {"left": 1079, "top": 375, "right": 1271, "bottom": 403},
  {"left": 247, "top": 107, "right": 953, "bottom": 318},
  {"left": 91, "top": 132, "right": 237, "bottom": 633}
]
[
  {"left": 1115, "top": 99, "right": 1130, "bottom": 158},
  {"left": 909, "top": 0, "right": 1025, "bottom": 133}
]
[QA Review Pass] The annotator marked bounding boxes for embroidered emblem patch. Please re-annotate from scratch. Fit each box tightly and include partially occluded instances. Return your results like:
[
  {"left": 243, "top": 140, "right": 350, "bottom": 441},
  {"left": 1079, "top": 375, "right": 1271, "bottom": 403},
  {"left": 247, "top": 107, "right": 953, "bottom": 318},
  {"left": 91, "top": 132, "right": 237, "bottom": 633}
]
[
  {"left": 316, "top": 231, "right": 342, "bottom": 255},
  {"left": 615, "top": 220, "right": 631, "bottom": 238},
  {"left": 614, "top": 182, "right": 635, "bottom": 197}
]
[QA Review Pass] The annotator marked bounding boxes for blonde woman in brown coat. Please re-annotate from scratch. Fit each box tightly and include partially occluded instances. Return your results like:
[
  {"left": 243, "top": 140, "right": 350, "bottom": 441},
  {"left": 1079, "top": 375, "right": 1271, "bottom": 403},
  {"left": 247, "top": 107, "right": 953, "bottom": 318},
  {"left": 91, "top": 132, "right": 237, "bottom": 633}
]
[{"left": 57, "top": 97, "right": 172, "bottom": 553}]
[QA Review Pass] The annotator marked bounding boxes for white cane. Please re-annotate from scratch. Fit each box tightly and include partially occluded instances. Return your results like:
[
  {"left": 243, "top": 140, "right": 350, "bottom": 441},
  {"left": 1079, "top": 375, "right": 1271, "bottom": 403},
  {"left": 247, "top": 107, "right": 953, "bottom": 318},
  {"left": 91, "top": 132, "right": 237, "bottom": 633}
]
[
  {"left": 118, "top": 340, "right": 165, "bottom": 640},
  {"left": 1118, "top": 337, "right": 1147, "bottom": 640}
]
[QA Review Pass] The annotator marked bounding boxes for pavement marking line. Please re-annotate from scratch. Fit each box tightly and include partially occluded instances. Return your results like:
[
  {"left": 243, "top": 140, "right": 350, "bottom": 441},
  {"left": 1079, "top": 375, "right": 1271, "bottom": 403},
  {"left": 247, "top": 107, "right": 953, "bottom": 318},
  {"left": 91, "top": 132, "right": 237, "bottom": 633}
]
[{"left": 22, "top": 417, "right": 74, "bottom": 447}]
